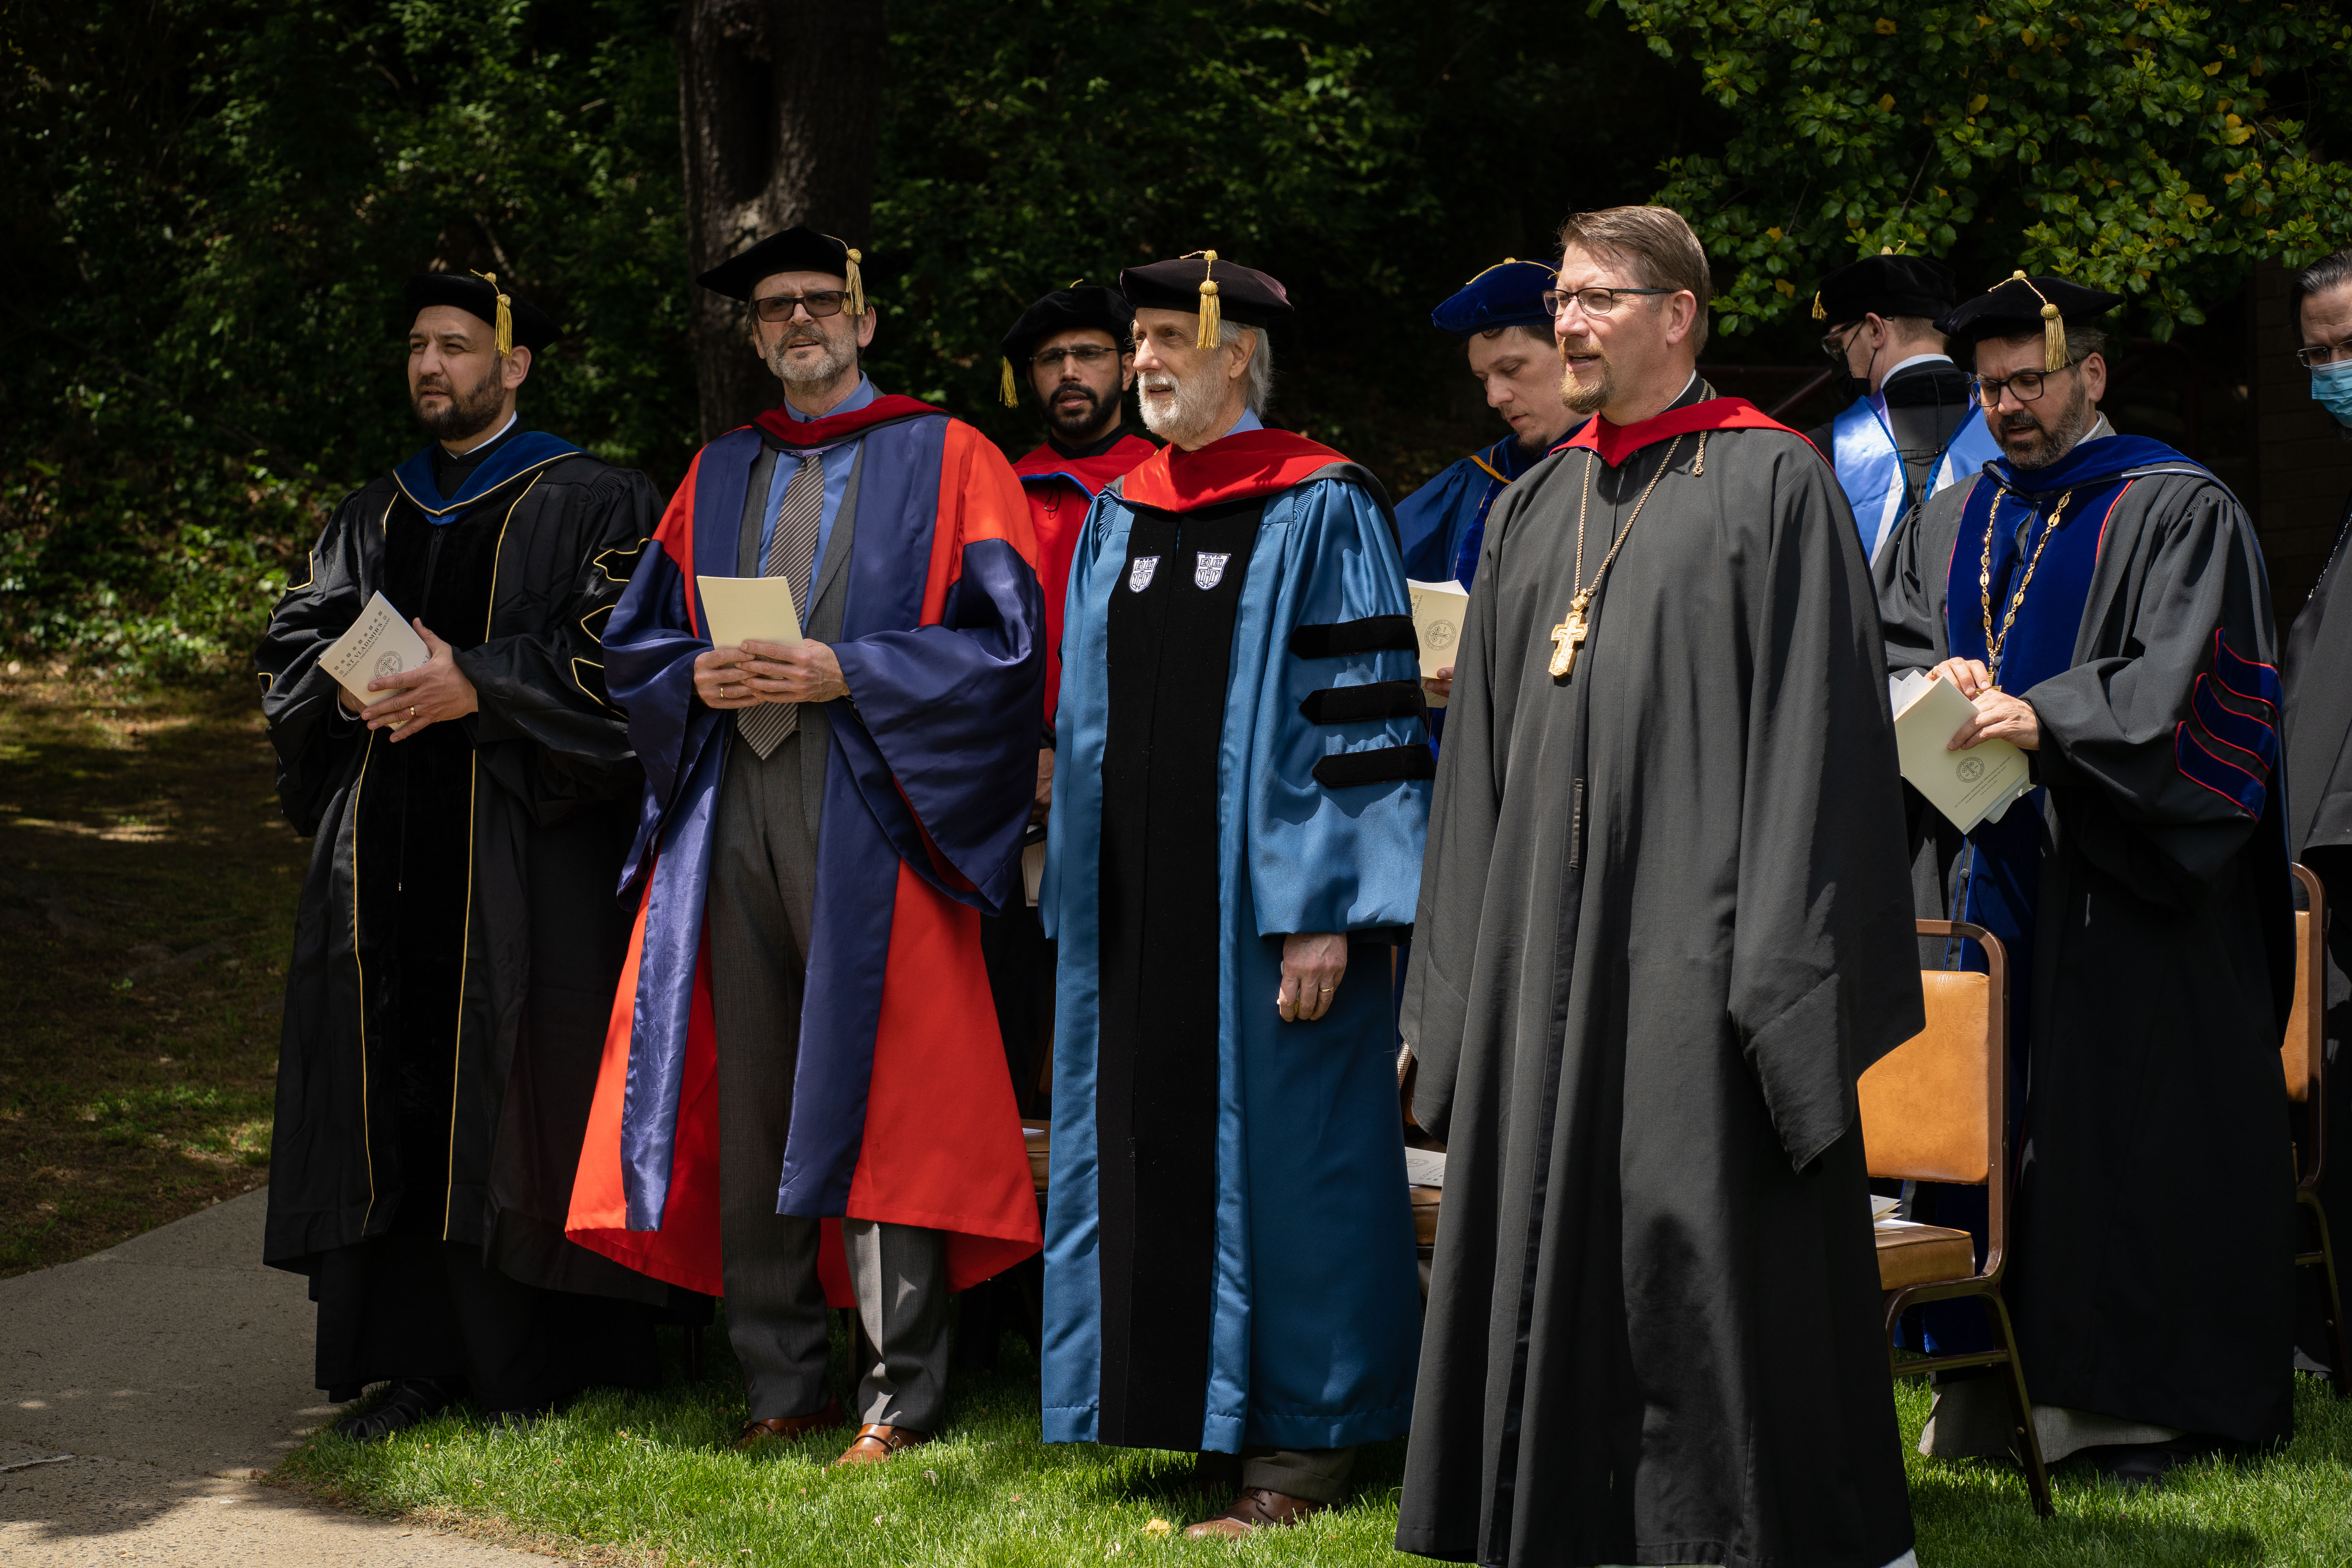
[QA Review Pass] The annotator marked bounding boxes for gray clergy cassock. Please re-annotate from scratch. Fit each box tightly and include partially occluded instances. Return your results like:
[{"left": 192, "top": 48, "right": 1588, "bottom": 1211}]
[{"left": 1397, "top": 378, "right": 1922, "bottom": 1568}]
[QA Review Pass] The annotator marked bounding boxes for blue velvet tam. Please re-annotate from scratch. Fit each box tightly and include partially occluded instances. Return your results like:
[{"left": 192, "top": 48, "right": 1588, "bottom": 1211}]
[{"left": 1430, "top": 258, "right": 1558, "bottom": 338}]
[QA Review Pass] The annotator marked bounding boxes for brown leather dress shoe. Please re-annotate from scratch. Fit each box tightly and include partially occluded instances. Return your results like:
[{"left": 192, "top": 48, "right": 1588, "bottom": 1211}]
[
  {"left": 834, "top": 1423, "right": 930, "bottom": 1466},
  {"left": 1182, "top": 1487, "right": 1328, "bottom": 1539},
  {"left": 729, "top": 1396, "right": 847, "bottom": 1452}
]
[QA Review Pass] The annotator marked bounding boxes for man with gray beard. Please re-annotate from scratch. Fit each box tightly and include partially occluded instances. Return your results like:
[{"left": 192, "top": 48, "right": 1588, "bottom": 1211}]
[
  {"left": 1877, "top": 272, "right": 2294, "bottom": 1486},
  {"left": 1040, "top": 252, "right": 1430, "bottom": 1537},
  {"left": 568, "top": 226, "right": 1047, "bottom": 1467}
]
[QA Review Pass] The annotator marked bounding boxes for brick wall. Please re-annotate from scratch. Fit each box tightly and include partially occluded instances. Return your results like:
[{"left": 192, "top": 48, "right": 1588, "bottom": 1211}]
[{"left": 2252, "top": 259, "right": 2352, "bottom": 628}]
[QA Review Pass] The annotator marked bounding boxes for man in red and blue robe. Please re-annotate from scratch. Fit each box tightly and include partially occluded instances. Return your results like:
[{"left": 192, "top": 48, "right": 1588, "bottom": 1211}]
[{"left": 566, "top": 227, "right": 1045, "bottom": 1466}]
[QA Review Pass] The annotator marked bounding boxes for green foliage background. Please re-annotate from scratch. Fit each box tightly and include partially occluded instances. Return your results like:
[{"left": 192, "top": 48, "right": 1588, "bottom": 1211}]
[{"left": 3, "top": 0, "right": 2347, "bottom": 675}]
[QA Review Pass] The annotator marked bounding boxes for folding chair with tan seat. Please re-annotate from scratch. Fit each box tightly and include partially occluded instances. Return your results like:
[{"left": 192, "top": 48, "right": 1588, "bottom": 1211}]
[
  {"left": 1858, "top": 917, "right": 2052, "bottom": 1518},
  {"left": 2287, "top": 862, "right": 2349, "bottom": 1394}
]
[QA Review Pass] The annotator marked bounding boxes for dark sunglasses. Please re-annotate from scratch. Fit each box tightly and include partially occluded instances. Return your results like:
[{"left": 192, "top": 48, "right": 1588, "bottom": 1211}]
[{"left": 753, "top": 290, "right": 851, "bottom": 323}]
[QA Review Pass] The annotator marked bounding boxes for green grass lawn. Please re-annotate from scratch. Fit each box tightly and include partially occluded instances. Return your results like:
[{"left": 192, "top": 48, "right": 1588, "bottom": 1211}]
[{"left": 277, "top": 1312, "right": 2352, "bottom": 1568}]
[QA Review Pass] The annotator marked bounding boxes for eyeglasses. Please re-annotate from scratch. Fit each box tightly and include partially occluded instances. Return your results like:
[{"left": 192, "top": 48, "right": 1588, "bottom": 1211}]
[
  {"left": 1540, "top": 286, "right": 1670, "bottom": 318},
  {"left": 1970, "top": 363, "right": 2077, "bottom": 405},
  {"left": 1030, "top": 345, "right": 1121, "bottom": 369},
  {"left": 1820, "top": 323, "right": 1862, "bottom": 362},
  {"left": 2294, "top": 342, "right": 2352, "bottom": 368},
  {"left": 752, "top": 290, "right": 851, "bottom": 322}
]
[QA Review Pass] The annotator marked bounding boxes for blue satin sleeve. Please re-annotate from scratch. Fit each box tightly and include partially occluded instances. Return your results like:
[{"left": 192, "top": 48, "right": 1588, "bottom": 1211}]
[
  {"left": 831, "top": 537, "right": 1046, "bottom": 914},
  {"left": 1242, "top": 478, "right": 1432, "bottom": 937}
]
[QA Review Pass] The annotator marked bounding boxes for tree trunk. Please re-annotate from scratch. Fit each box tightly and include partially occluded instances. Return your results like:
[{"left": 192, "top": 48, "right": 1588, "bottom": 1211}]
[{"left": 677, "top": 0, "right": 885, "bottom": 441}]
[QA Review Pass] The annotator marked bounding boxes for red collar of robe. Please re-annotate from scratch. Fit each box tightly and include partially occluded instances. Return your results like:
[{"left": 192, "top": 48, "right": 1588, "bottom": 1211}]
[
  {"left": 1119, "top": 428, "right": 1351, "bottom": 514},
  {"left": 1554, "top": 396, "right": 1806, "bottom": 468},
  {"left": 750, "top": 393, "right": 945, "bottom": 447},
  {"left": 1011, "top": 432, "right": 1158, "bottom": 497}
]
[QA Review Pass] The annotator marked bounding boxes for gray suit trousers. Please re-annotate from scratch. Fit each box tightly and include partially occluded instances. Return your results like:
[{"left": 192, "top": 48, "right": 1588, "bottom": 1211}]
[{"left": 708, "top": 732, "right": 952, "bottom": 1430}]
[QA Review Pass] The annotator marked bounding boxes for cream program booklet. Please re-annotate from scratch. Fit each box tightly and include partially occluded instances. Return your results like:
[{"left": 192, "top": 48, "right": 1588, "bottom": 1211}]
[
  {"left": 1891, "top": 670, "right": 2033, "bottom": 833},
  {"left": 1407, "top": 578, "right": 1470, "bottom": 708},
  {"left": 699, "top": 575, "right": 804, "bottom": 651},
  {"left": 319, "top": 592, "right": 431, "bottom": 706}
]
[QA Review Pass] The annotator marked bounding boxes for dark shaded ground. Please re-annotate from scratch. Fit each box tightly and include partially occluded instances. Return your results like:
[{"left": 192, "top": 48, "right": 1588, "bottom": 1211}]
[{"left": 0, "top": 666, "right": 305, "bottom": 1276}]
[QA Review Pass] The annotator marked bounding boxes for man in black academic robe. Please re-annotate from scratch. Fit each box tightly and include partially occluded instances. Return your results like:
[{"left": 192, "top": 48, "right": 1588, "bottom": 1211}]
[
  {"left": 2278, "top": 245, "right": 2352, "bottom": 1385},
  {"left": 256, "top": 271, "right": 670, "bottom": 1437},
  {"left": 1876, "top": 273, "right": 2294, "bottom": 1483},
  {"left": 1399, "top": 205, "right": 1922, "bottom": 1568}
]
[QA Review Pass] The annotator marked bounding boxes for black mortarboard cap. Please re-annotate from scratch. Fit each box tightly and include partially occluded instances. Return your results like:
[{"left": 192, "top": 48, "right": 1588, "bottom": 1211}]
[
  {"left": 695, "top": 225, "right": 867, "bottom": 312},
  {"left": 1430, "top": 258, "right": 1557, "bottom": 338},
  {"left": 1809, "top": 254, "right": 1957, "bottom": 327},
  {"left": 1120, "top": 252, "right": 1292, "bottom": 349},
  {"left": 996, "top": 284, "right": 1135, "bottom": 407},
  {"left": 1935, "top": 270, "right": 2125, "bottom": 371},
  {"left": 405, "top": 271, "right": 559, "bottom": 354}
]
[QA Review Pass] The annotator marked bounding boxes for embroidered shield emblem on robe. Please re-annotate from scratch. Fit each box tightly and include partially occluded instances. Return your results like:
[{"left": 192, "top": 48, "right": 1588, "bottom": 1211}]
[
  {"left": 1194, "top": 552, "right": 1232, "bottom": 590},
  {"left": 1129, "top": 555, "right": 1160, "bottom": 593}
]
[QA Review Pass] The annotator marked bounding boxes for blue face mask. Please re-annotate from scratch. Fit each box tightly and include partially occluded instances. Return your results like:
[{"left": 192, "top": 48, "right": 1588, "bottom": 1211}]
[{"left": 2315, "top": 358, "right": 2352, "bottom": 426}]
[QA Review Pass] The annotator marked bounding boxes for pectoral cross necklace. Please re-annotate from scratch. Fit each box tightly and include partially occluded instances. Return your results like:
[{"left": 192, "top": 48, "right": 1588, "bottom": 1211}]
[{"left": 1550, "top": 433, "right": 1691, "bottom": 680}]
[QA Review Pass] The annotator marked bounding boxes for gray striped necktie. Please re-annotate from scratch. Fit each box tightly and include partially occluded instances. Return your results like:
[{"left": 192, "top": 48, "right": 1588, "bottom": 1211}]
[{"left": 736, "top": 450, "right": 824, "bottom": 759}]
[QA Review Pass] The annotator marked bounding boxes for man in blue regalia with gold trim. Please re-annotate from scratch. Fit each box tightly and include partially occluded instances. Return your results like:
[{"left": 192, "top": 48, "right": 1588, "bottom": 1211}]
[
  {"left": 256, "top": 271, "right": 671, "bottom": 1440},
  {"left": 1396, "top": 259, "right": 1584, "bottom": 711}
]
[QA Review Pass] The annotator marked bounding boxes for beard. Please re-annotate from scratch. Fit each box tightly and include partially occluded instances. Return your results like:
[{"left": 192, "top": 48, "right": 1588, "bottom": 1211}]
[
  {"left": 1557, "top": 339, "right": 1612, "bottom": 416},
  {"left": 1045, "top": 382, "right": 1115, "bottom": 442},
  {"left": 1997, "top": 383, "right": 2097, "bottom": 469},
  {"left": 411, "top": 359, "right": 507, "bottom": 442},
  {"left": 1137, "top": 366, "right": 1229, "bottom": 448},
  {"left": 766, "top": 326, "right": 859, "bottom": 391}
]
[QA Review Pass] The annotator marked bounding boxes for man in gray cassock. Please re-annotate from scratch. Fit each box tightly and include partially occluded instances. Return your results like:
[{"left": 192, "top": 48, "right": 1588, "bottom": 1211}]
[{"left": 1396, "top": 205, "right": 1922, "bottom": 1568}]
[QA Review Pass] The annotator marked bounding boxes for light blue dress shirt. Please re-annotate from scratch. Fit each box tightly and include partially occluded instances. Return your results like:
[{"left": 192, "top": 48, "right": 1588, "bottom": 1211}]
[
  {"left": 1222, "top": 408, "right": 1263, "bottom": 440},
  {"left": 756, "top": 373, "right": 878, "bottom": 596}
]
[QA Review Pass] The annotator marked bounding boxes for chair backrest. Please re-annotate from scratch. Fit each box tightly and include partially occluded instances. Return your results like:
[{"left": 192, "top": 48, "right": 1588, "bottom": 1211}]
[
  {"left": 2284, "top": 862, "right": 2325, "bottom": 1107},
  {"left": 1856, "top": 920, "right": 2012, "bottom": 1274},
  {"left": 1859, "top": 969, "right": 1993, "bottom": 1184}
]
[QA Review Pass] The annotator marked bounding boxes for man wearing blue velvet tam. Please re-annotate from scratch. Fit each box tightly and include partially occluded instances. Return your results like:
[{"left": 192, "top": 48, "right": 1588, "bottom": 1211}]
[{"left": 1396, "top": 259, "right": 1584, "bottom": 705}]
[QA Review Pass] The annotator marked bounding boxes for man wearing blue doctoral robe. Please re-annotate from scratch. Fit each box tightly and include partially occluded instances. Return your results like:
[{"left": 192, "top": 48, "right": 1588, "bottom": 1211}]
[{"left": 1041, "top": 252, "right": 1430, "bottom": 1539}]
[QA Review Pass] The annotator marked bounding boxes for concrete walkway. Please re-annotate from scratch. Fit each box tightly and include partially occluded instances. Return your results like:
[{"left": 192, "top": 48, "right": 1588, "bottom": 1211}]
[{"left": 0, "top": 1192, "right": 532, "bottom": 1564}]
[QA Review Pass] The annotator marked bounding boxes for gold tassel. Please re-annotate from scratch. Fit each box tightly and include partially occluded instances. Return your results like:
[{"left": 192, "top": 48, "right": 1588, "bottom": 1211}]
[
  {"left": 1193, "top": 250, "right": 1222, "bottom": 349},
  {"left": 1811, "top": 291, "right": 1826, "bottom": 321},
  {"left": 2010, "top": 269, "right": 2067, "bottom": 372},
  {"left": 471, "top": 269, "right": 513, "bottom": 354},
  {"left": 845, "top": 247, "right": 866, "bottom": 316},
  {"left": 1000, "top": 357, "right": 1019, "bottom": 408}
]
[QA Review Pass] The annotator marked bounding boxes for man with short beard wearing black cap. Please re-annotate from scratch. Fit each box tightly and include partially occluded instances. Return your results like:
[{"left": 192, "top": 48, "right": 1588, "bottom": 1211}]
[
  {"left": 1879, "top": 270, "right": 2294, "bottom": 1487},
  {"left": 255, "top": 270, "right": 672, "bottom": 1440},
  {"left": 984, "top": 285, "right": 1156, "bottom": 1108}
]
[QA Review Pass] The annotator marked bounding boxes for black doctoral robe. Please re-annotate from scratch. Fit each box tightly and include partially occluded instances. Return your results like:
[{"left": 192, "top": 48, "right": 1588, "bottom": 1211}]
[
  {"left": 256, "top": 428, "right": 673, "bottom": 1407},
  {"left": 1398, "top": 381, "right": 1922, "bottom": 1568},
  {"left": 1875, "top": 437, "right": 2296, "bottom": 1448},
  {"left": 2277, "top": 475, "right": 2352, "bottom": 1380}
]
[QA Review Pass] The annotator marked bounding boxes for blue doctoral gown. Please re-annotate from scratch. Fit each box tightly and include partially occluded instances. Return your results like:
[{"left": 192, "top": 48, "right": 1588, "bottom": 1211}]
[{"left": 1040, "top": 452, "right": 1430, "bottom": 1454}]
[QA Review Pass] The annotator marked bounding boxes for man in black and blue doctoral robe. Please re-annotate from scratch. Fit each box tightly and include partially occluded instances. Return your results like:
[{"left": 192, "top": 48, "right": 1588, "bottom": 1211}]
[
  {"left": 256, "top": 272, "right": 669, "bottom": 1438},
  {"left": 1042, "top": 253, "right": 1430, "bottom": 1539},
  {"left": 1877, "top": 272, "right": 2295, "bottom": 1485},
  {"left": 1802, "top": 254, "right": 1998, "bottom": 563}
]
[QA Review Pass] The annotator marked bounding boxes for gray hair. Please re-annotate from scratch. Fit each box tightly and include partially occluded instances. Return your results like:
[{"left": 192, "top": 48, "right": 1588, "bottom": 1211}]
[
  {"left": 1223, "top": 321, "right": 1274, "bottom": 416},
  {"left": 2293, "top": 247, "right": 2352, "bottom": 325}
]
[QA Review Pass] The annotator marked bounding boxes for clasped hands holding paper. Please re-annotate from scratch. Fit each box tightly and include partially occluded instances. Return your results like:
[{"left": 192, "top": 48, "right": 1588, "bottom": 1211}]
[
  {"left": 338, "top": 619, "right": 478, "bottom": 741},
  {"left": 693, "top": 641, "right": 848, "bottom": 708},
  {"left": 1925, "top": 656, "right": 2041, "bottom": 751}
]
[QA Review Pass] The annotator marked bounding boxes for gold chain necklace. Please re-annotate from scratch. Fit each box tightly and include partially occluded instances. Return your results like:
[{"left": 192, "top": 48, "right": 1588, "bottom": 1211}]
[
  {"left": 1978, "top": 485, "right": 2075, "bottom": 686},
  {"left": 1548, "top": 434, "right": 1691, "bottom": 680}
]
